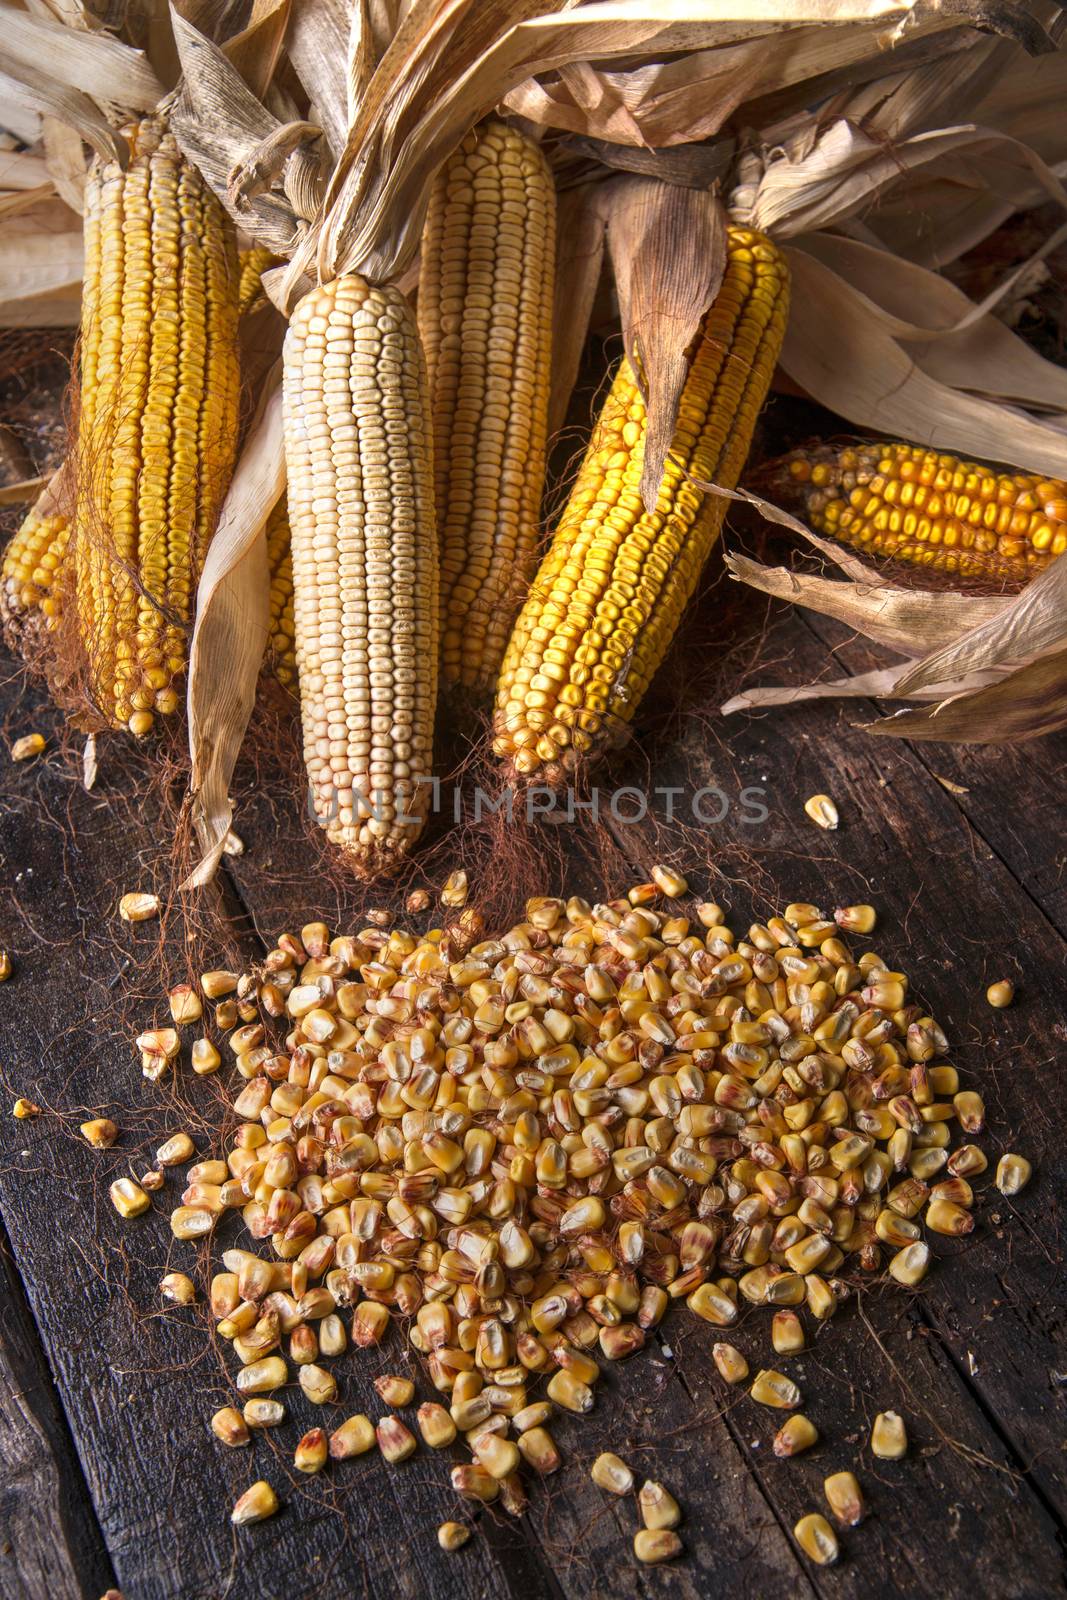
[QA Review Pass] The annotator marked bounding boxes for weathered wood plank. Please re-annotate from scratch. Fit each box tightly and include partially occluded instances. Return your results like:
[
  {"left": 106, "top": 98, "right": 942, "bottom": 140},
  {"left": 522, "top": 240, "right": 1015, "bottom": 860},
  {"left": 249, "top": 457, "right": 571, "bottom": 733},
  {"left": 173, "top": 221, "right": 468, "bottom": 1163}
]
[
  {"left": 0, "top": 1214, "right": 117, "bottom": 1600},
  {"left": 220, "top": 597, "right": 1067, "bottom": 1596}
]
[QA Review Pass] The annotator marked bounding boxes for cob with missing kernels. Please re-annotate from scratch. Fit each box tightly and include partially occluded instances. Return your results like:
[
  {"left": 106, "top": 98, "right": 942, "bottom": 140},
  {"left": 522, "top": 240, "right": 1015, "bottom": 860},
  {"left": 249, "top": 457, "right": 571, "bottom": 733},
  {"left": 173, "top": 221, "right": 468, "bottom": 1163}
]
[
  {"left": 493, "top": 227, "right": 789, "bottom": 782},
  {"left": 418, "top": 120, "right": 555, "bottom": 695},
  {"left": 264, "top": 499, "right": 296, "bottom": 688},
  {"left": 1, "top": 507, "right": 70, "bottom": 648},
  {"left": 772, "top": 441, "right": 1066, "bottom": 582},
  {"left": 73, "top": 118, "right": 241, "bottom": 736},
  {"left": 282, "top": 278, "right": 438, "bottom": 875}
]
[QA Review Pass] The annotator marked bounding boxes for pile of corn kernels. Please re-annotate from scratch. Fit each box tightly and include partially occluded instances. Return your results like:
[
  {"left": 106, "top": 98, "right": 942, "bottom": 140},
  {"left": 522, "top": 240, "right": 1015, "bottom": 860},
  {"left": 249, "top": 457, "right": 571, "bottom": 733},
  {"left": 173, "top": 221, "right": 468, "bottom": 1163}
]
[{"left": 109, "top": 871, "right": 1032, "bottom": 1566}]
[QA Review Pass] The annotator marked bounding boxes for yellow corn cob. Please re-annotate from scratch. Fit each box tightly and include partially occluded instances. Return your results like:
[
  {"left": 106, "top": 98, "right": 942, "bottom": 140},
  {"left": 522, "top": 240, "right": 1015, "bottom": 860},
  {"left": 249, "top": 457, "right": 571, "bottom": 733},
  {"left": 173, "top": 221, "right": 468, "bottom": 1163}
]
[
  {"left": 1, "top": 508, "right": 70, "bottom": 645},
  {"left": 418, "top": 120, "right": 555, "bottom": 694},
  {"left": 775, "top": 442, "right": 1066, "bottom": 582},
  {"left": 74, "top": 117, "right": 241, "bottom": 736},
  {"left": 494, "top": 227, "right": 789, "bottom": 781},
  {"left": 282, "top": 278, "right": 438, "bottom": 875},
  {"left": 265, "top": 497, "right": 296, "bottom": 688},
  {"left": 238, "top": 246, "right": 279, "bottom": 317}
]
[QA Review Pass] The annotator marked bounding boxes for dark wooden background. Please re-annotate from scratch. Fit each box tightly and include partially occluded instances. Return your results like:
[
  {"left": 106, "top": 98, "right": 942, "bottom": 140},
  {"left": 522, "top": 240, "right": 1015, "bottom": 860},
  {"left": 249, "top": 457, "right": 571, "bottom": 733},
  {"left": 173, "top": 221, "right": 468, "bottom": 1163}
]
[{"left": 0, "top": 305, "right": 1065, "bottom": 1600}]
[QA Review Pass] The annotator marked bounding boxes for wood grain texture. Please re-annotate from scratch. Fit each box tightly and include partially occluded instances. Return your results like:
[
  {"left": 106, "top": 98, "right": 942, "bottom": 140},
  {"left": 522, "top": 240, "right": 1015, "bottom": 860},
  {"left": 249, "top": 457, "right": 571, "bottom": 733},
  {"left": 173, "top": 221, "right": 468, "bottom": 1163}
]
[
  {"left": 0, "top": 1214, "right": 116, "bottom": 1600},
  {"left": 1, "top": 371, "right": 1066, "bottom": 1597}
]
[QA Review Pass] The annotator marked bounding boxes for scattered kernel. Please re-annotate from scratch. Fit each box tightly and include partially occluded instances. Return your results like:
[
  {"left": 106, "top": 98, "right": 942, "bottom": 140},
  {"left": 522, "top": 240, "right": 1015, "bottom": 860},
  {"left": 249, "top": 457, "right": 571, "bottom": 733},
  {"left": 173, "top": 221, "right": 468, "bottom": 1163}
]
[
  {"left": 12, "top": 1098, "right": 40, "bottom": 1119},
  {"left": 119, "top": 892, "right": 160, "bottom": 923},
  {"left": 995, "top": 1153, "right": 1032, "bottom": 1195},
  {"left": 80, "top": 1118, "right": 118, "bottom": 1148},
  {"left": 231, "top": 1481, "right": 279, "bottom": 1526},
  {"left": 438, "top": 1521, "right": 470, "bottom": 1551},
  {"left": 871, "top": 1410, "right": 908, "bottom": 1459},
  {"left": 794, "top": 1513, "right": 838, "bottom": 1565},
  {"left": 160, "top": 1272, "right": 195, "bottom": 1305},
  {"left": 11, "top": 732, "right": 45, "bottom": 762},
  {"left": 109, "top": 1178, "right": 149, "bottom": 1218},
  {"left": 824, "top": 1470, "right": 864, "bottom": 1526},
  {"left": 634, "top": 1529, "right": 683, "bottom": 1564},
  {"left": 986, "top": 979, "right": 1014, "bottom": 1008},
  {"left": 804, "top": 793, "right": 839, "bottom": 830},
  {"left": 591, "top": 1452, "right": 633, "bottom": 1495}
]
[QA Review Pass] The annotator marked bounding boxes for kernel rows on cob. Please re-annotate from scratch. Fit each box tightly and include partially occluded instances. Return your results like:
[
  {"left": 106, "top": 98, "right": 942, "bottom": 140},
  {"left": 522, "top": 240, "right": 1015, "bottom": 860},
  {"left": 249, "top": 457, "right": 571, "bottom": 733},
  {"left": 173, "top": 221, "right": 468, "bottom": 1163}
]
[
  {"left": 1, "top": 508, "right": 69, "bottom": 649},
  {"left": 113, "top": 877, "right": 1028, "bottom": 1552},
  {"left": 419, "top": 120, "right": 556, "bottom": 695},
  {"left": 3, "top": 500, "right": 296, "bottom": 690},
  {"left": 72, "top": 117, "right": 242, "bottom": 735},
  {"left": 773, "top": 441, "right": 1067, "bottom": 582},
  {"left": 493, "top": 227, "right": 790, "bottom": 783},
  {"left": 282, "top": 277, "right": 439, "bottom": 877}
]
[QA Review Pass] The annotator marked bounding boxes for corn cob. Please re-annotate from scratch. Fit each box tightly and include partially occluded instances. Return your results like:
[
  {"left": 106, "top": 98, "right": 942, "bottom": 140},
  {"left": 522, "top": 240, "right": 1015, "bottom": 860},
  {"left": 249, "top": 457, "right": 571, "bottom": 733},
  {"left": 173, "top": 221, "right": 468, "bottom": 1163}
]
[
  {"left": 282, "top": 278, "right": 438, "bottom": 875},
  {"left": 74, "top": 117, "right": 241, "bottom": 735},
  {"left": 418, "top": 120, "right": 555, "bottom": 694},
  {"left": 773, "top": 442, "right": 1067, "bottom": 582},
  {"left": 493, "top": 227, "right": 789, "bottom": 781},
  {"left": 1, "top": 508, "right": 69, "bottom": 646},
  {"left": 238, "top": 247, "right": 279, "bottom": 317},
  {"left": 265, "top": 498, "right": 296, "bottom": 688}
]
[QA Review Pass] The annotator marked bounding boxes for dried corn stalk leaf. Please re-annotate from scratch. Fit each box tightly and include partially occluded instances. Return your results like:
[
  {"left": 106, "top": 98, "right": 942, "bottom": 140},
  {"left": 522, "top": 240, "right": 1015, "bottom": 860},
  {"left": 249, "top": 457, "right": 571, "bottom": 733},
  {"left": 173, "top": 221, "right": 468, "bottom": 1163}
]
[
  {"left": 863, "top": 647, "right": 1067, "bottom": 742},
  {"left": 607, "top": 178, "right": 727, "bottom": 510},
  {"left": 795, "top": 233, "right": 1067, "bottom": 410},
  {"left": 169, "top": 13, "right": 309, "bottom": 256},
  {"left": 721, "top": 661, "right": 1000, "bottom": 714},
  {"left": 893, "top": 555, "right": 1067, "bottom": 695},
  {"left": 725, "top": 553, "right": 1004, "bottom": 659},
  {"left": 0, "top": 226, "right": 83, "bottom": 326},
  {"left": 779, "top": 249, "right": 1067, "bottom": 480},
  {"left": 549, "top": 181, "right": 609, "bottom": 439},
  {"left": 0, "top": 60, "right": 126, "bottom": 164},
  {"left": 41, "top": 116, "right": 87, "bottom": 214},
  {"left": 185, "top": 375, "right": 285, "bottom": 890},
  {"left": 0, "top": 5, "right": 162, "bottom": 115},
  {"left": 288, "top": 0, "right": 351, "bottom": 159},
  {"left": 223, "top": 0, "right": 292, "bottom": 104}
]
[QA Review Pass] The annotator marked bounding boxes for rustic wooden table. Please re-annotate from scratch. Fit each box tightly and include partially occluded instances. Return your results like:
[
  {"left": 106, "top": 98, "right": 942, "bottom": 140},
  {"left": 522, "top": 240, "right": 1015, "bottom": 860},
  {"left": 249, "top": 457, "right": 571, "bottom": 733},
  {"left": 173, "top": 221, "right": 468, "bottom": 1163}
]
[{"left": 0, "top": 352, "right": 1064, "bottom": 1600}]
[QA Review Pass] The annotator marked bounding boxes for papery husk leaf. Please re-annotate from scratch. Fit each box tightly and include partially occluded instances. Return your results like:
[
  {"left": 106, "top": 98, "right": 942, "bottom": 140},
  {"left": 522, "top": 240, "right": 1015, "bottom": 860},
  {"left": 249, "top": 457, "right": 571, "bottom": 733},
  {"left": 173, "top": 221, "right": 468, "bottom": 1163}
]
[
  {"left": 0, "top": 186, "right": 57, "bottom": 224},
  {"left": 184, "top": 373, "right": 285, "bottom": 890},
  {"left": 893, "top": 554, "right": 1067, "bottom": 694},
  {"left": 725, "top": 551, "right": 1004, "bottom": 657},
  {"left": 169, "top": 9, "right": 303, "bottom": 255},
  {"left": 0, "top": 225, "right": 83, "bottom": 325},
  {"left": 721, "top": 660, "right": 1000, "bottom": 713},
  {"left": 732, "top": 119, "right": 1067, "bottom": 243},
  {"left": 0, "top": 62, "right": 127, "bottom": 163},
  {"left": 862, "top": 647, "right": 1067, "bottom": 741},
  {"left": 0, "top": 152, "right": 53, "bottom": 191},
  {"left": 306, "top": 0, "right": 991, "bottom": 291},
  {"left": 607, "top": 178, "right": 727, "bottom": 510},
  {"left": 41, "top": 115, "right": 87, "bottom": 214},
  {"left": 288, "top": 0, "right": 353, "bottom": 160},
  {"left": 501, "top": 2, "right": 1034, "bottom": 147},
  {"left": 719, "top": 476, "right": 1007, "bottom": 636},
  {"left": 778, "top": 248, "right": 1067, "bottom": 479},
  {"left": 0, "top": 3, "right": 163, "bottom": 113},
  {"left": 0, "top": 73, "right": 42, "bottom": 143},
  {"left": 0, "top": 473, "right": 50, "bottom": 507},
  {"left": 223, "top": 0, "right": 292, "bottom": 103},
  {"left": 556, "top": 134, "right": 735, "bottom": 191},
  {"left": 549, "top": 181, "right": 610, "bottom": 440},
  {"left": 795, "top": 232, "right": 1067, "bottom": 409}
]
